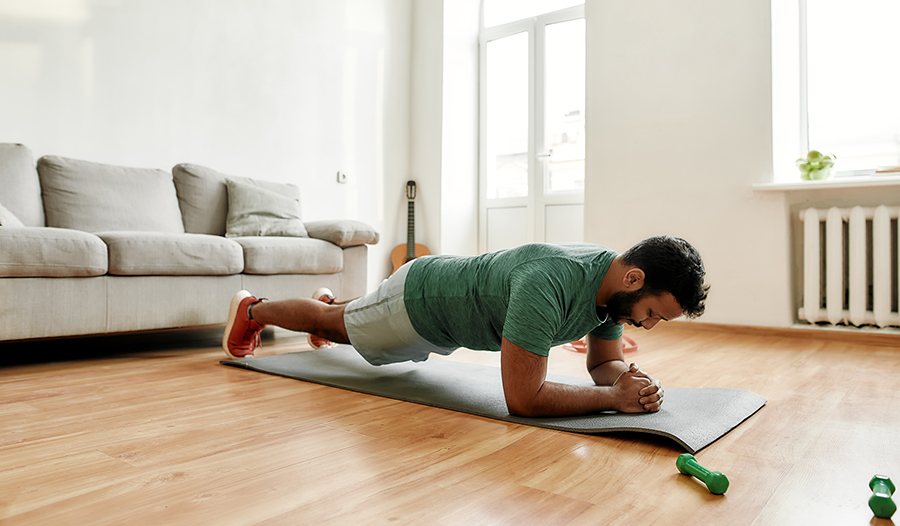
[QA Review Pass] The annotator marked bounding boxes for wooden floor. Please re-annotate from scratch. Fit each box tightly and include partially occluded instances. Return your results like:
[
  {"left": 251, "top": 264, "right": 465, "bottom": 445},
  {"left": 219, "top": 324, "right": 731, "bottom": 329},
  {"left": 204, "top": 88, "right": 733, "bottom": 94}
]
[{"left": 2, "top": 324, "right": 899, "bottom": 525}]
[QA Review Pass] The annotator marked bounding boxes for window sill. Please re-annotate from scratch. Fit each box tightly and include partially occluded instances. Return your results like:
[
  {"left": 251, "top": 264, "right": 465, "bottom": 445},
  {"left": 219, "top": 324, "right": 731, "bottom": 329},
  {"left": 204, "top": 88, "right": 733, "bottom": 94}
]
[{"left": 753, "top": 175, "right": 900, "bottom": 192}]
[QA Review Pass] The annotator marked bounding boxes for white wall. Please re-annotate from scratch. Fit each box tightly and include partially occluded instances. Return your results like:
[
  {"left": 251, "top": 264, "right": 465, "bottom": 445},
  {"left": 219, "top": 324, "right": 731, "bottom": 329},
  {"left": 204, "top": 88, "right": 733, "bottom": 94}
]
[
  {"left": 584, "top": 0, "right": 794, "bottom": 327},
  {"left": 438, "top": 0, "right": 479, "bottom": 257},
  {"left": 0, "top": 0, "right": 412, "bottom": 288},
  {"left": 409, "top": 0, "right": 443, "bottom": 257},
  {"left": 408, "top": 0, "right": 479, "bottom": 258}
]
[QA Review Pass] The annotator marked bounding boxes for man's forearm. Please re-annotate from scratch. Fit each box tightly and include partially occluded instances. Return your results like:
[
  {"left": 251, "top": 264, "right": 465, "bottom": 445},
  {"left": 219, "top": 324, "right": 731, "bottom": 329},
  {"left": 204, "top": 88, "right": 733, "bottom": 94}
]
[
  {"left": 589, "top": 359, "right": 629, "bottom": 386},
  {"left": 501, "top": 336, "right": 648, "bottom": 417},
  {"left": 509, "top": 381, "right": 620, "bottom": 417}
]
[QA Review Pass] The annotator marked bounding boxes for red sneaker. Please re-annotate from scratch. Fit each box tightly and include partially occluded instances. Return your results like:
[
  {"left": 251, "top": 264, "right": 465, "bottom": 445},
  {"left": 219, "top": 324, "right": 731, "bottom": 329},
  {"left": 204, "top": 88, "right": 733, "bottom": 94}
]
[
  {"left": 222, "top": 290, "right": 267, "bottom": 359},
  {"left": 307, "top": 287, "right": 337, "bottom": 349}
]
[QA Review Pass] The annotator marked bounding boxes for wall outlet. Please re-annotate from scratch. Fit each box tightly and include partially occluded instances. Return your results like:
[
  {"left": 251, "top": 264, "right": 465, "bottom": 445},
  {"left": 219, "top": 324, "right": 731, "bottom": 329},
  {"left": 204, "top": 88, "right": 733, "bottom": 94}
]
[{"left": 337, "top": 171, "right": 348, "bottom": 184}]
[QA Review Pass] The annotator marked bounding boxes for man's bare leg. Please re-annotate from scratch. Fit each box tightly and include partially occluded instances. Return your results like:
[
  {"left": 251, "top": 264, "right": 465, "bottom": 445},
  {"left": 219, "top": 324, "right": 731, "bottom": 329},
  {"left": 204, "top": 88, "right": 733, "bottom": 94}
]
[
  {"left": 308, "top": 288, "right": 338, "bottom": 349},
  {"left": 249, "top": 299, "right": 351, "bottom": 344}
]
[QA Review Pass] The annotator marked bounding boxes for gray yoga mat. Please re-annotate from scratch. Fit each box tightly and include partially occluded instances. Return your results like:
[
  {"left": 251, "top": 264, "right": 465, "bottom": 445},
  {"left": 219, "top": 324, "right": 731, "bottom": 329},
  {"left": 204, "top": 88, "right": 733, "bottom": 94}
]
[{"left": 221, "top": 346, "right": 765, "bottom": 453}]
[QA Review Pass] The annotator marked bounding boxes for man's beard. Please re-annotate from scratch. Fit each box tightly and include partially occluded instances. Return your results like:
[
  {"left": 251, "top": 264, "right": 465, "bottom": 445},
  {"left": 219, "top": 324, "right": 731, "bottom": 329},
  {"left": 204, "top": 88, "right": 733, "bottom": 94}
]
[{"left": 605, "top": 289, "right": 646, "bottom": 326}]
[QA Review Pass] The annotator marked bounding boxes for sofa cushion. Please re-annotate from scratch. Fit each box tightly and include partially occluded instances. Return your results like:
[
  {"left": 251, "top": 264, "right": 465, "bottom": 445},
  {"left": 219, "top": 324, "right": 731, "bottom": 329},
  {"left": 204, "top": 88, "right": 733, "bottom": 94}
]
[
  {"left": 232, "top": 237, "right": 342, "bottom": 275},
  {"left": 0, "top": 227, "right": 107, "bottom": 277},
  {"left": 96, "top": 232, "right": 244, "bottom": 276},
  {"left": 172, "top": 163, "right": 303, "bottom": 236},
  {"left": 38, "top": 156, "right": 185, "bottom": 233},
  {"left": 0, "top": 143, "right": 45, "bottom": 227},
  {"left": 305, "top": 220, "right": 379, "bottom": 247},
  {"left": 225, "top": 178, "right": 309, "bottom": 238},
  {"left": 0, "top": 202, "right": 25, "bottom": 227}
]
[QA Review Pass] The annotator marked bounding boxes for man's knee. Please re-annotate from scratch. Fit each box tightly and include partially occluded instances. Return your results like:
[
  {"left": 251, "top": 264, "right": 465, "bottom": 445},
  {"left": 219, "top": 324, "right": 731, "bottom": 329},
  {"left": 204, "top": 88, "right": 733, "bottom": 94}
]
[{"left": 313, "top": 304, "right": 348, "bottom": 341}]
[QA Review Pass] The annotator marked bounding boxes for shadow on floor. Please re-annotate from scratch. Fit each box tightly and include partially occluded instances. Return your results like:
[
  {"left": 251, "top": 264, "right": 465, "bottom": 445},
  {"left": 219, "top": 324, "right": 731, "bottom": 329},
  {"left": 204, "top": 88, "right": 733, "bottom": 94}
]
[
  {"left": 0, "top": 326, "right": 250, "bottom": 367},
  {"left": 599, "top": 430, "right": 691, "bottom": 455}
]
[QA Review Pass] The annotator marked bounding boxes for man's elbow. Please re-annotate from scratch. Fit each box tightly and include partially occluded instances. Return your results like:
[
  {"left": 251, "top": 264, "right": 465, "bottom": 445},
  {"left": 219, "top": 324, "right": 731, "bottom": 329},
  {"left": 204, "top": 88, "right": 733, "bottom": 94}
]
[{"left": 505, "top": 398, "right": 542, "bottom": 418}]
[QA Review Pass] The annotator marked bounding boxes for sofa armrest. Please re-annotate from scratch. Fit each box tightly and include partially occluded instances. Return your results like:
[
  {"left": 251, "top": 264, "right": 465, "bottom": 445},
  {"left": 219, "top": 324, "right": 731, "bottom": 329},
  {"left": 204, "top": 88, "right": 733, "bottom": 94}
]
[{"left": 305, "top": 220, "right": 380, "bottom": 247}]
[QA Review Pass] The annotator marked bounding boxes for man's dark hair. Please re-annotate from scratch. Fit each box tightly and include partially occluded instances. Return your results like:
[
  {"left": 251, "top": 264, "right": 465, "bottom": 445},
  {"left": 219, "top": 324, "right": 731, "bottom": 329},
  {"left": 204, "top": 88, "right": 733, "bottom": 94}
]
[{"left": 620, "top": 236, "right": 709, "bottom": 318}]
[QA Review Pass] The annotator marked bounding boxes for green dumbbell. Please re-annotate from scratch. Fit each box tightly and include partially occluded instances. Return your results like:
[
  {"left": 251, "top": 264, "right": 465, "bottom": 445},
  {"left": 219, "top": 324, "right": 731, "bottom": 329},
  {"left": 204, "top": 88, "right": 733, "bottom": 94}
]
[
  {"left": 869, "top": 475, "right": 896, "bottom": 519},
  {"left": 676, "top": 453, "right": 729, "bottom": 495}
]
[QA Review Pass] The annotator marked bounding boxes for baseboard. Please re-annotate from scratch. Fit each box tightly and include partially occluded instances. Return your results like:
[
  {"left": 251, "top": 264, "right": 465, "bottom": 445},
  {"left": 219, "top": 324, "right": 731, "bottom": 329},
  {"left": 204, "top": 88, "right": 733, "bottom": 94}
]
[{"left": 659, "top": 320, "right": 900, "bottom": 348}]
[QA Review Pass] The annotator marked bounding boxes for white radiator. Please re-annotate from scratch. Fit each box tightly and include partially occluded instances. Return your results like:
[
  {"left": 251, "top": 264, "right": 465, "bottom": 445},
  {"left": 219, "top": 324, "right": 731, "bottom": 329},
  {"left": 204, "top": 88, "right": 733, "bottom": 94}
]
[{"left": 799, "top": 205, "right": 900, "bottom": 328}]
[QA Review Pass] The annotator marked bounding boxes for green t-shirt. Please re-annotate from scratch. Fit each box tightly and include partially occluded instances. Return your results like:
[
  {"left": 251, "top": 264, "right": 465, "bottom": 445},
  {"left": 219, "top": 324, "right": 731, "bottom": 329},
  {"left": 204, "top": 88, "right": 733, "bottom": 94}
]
[{"left": 403, "top": 243, "right": 623, "bottom": 356}]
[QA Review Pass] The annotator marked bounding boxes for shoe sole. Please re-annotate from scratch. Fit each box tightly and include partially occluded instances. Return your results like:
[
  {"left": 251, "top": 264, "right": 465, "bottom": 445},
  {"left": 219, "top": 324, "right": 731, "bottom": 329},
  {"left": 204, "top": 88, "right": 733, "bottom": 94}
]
[
  {"left": 306, "top": 335, "right": 337, "bottom": 349},
  {"left": 312, "top": 287, "right": 335, "bottom": 303},
  {"left": 223, "top": 290, "right": 253, "bottom": 359},
  {"left": 307, "top": 287, "right": 336, "bottom": 349}
]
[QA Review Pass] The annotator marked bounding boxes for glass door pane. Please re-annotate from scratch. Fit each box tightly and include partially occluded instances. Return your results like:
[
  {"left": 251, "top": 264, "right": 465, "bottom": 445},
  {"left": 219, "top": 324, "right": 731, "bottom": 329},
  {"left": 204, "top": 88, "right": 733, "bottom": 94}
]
[
  {"left": 486, "top": 31, "right": 529, "bottom": 199},
  {"left": 544, "top": 18, "right": 585, "bottom": 194}
]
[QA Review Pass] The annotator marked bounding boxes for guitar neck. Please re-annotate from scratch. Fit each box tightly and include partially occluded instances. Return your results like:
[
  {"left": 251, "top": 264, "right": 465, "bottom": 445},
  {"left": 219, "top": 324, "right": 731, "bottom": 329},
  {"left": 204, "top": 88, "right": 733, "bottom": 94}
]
[{"left": 406, "top": 200, "right": 415, "bottom": 260}]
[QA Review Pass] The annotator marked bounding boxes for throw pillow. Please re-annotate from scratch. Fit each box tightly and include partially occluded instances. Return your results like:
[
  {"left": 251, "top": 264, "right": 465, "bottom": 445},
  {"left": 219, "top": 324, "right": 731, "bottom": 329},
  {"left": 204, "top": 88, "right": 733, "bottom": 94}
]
[
  {"left": 0, "top": 202, "right": 25, "bottom": 227},
  {"left": 225, "top": 178, "right": 309, "bottom": 238}
]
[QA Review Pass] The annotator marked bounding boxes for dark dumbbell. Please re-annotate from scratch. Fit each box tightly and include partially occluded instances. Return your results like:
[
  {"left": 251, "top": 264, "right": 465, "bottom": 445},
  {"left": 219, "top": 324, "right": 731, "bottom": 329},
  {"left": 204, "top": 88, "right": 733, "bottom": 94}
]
[
  {"left": 675, "top": 453, "right": 729, "bottom": 495},
  {"left": 869, "top": 475, "right": 896, "bottom": 519}
]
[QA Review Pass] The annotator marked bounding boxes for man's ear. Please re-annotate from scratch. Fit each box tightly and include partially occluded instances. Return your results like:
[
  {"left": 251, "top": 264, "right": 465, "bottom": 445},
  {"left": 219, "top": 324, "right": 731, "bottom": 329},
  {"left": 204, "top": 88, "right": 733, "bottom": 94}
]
[{"left": 623, "top": 267, "right": 645, "bottom": 291}]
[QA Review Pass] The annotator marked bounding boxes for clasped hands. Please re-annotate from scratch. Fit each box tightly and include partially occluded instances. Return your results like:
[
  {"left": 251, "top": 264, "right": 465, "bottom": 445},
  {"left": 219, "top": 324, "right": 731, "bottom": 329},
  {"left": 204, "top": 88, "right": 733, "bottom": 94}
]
[{"left": 613, "top": 362, "right": 664, "bottom": 413}]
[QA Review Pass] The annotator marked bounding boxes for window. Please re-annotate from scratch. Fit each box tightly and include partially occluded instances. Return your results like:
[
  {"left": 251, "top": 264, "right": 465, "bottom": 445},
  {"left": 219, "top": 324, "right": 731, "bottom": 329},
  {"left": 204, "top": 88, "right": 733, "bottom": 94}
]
[{"left": 803, "top": 0, "right": 900, "bottom": 175}]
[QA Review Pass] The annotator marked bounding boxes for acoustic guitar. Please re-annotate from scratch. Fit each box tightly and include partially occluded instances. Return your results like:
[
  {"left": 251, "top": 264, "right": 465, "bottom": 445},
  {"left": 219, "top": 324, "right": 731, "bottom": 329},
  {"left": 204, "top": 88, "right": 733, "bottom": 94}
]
[{"left": 391, "top": 181, "right": 430, "bottom": 274}]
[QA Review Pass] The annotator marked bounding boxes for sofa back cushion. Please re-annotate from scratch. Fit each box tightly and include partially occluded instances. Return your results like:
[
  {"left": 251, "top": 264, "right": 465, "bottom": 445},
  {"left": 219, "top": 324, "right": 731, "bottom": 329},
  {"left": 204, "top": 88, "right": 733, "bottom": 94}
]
[
  {"left": 0, "top": 143, "right": 45, "bottom": 227},
  {"left": 38, "top": 156, "right": 185, "bottom": 233},
  {"left": 172, "top": 163, "right": 302, "bottom": 236}
]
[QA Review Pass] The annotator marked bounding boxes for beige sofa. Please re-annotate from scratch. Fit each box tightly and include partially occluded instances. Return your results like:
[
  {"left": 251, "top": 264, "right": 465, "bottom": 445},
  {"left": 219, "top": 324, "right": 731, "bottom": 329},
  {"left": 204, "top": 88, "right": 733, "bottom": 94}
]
[{"left": 0, "top": 143, "right": 378, "bottom": 342}]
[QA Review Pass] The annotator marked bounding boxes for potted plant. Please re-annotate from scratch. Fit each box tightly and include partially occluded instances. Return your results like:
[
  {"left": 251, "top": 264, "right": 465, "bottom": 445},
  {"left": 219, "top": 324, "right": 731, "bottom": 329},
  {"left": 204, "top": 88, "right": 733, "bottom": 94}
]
[{"left": 796, "top": 150, "right": 835, "bottom": 181}]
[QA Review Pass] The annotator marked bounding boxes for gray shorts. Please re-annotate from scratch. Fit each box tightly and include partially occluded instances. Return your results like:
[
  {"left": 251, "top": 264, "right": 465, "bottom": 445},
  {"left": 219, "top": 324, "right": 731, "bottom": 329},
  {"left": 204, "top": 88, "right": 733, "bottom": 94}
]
[{"left": 343, "top": 260, "right": 457, "bottom": 366}]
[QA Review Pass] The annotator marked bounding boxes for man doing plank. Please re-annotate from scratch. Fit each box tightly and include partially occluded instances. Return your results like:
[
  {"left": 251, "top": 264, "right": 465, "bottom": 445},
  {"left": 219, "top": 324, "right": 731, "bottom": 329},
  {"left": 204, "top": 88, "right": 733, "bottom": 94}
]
[{"left": 222, "top": 236, "right": 709, "bottom": 418}]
